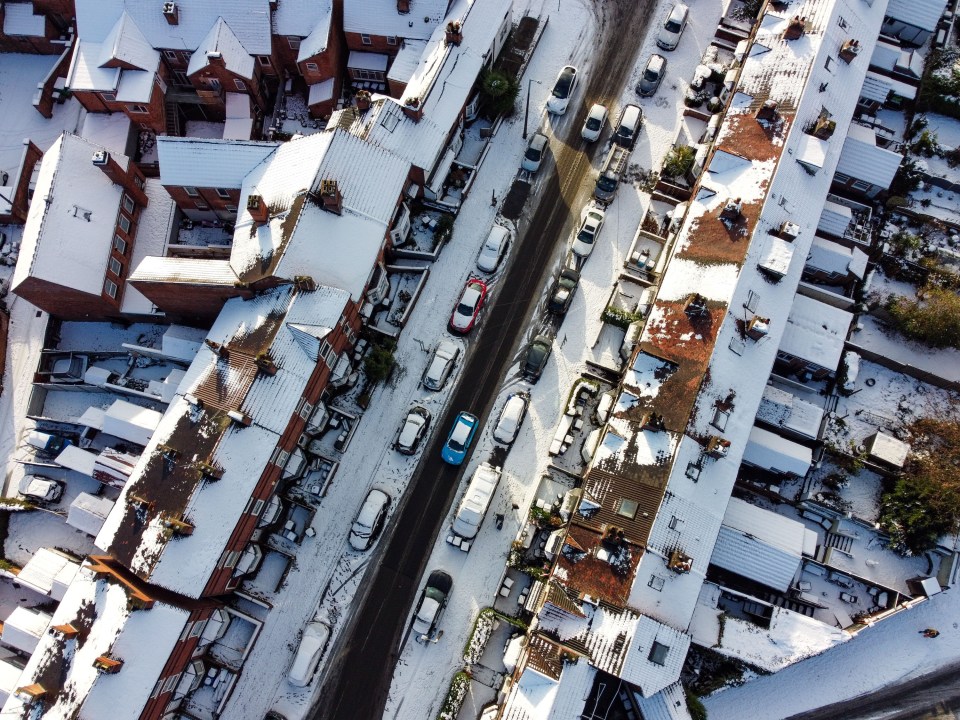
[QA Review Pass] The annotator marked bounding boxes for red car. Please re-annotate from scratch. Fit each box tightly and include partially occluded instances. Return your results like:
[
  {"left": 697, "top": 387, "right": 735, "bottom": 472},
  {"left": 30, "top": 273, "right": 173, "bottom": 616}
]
[{"left": 449, "top": 278, "right": 488, "bottom": 334}]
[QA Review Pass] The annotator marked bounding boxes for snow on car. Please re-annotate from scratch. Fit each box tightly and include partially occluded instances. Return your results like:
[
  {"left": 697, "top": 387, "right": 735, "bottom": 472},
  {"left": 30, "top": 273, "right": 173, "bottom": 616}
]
[{"left": 448, "top": 278, "right": 488, "bottom": 334}]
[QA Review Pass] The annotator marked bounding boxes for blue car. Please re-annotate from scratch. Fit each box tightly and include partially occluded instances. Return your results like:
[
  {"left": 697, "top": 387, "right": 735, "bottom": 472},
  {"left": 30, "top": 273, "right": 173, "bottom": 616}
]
[{"left": 441, "top": 412, "right": 479, "bottom": 465}]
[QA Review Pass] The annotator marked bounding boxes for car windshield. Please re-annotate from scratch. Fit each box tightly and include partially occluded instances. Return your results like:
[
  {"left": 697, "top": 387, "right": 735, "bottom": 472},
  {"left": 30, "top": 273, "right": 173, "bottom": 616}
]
[
  {"left": 597, "top": 174, "right": 618, "bottom": 192},
  {"left": 586, "top": 117, "right": 601, "bottom": 130},
  {"left": 665, "top": 19, "right": 682, "bottom": 32},
  {"left": 644, "top": 68, "right": 659, "bottom": 82},
  {"left": 456, "top": 301, "right": 473, "bottom": 316},
  {"left": 553, "top": 71, "right": 573, "bottom": 98},
  {"left": 525, "top": 146, "right": 542, "bottom": 161}
]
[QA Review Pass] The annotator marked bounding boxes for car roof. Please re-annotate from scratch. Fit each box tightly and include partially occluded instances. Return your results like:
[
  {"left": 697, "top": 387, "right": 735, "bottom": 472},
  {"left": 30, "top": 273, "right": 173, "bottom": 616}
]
[
  {"left": 502, "top": 394, "right": 526, "bottom": 420},
  {"left": 436, "top": 339, "right": 458, "bottom": 357},
  {"left": 486, "top": 225, "right": 509, "bottom": 245},
  {"left": 460, "top": 286, "right": 481, "bottom": 306},
  {"left": 529, "top": 132, "right": 548, "bottom": 150},
  {"left": 356, "top": 489, "right": 389, "bottom": 525},
  {"left": 647, "top": 54, "right": 666, "bottom": 71},
  {"left": 587, "top": 103, "right": 606, "bottom": 118}
]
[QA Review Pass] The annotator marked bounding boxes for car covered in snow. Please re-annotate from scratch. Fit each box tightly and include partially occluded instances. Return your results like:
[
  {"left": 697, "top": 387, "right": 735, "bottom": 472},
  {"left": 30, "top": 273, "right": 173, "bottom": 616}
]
[
  {"left": 18, "top": 476, "right": 63, "bottom": 503},
  {"left": 572, "top": 206, "right": 606, "bottom": 257},
  {"left": 413, "top": 570, "right": 453, "bottom": 639},
  {"left": 441, "top": 411, "right": 479, "bottom": 465},
  {"left": 349, "top": 488, "right": 391, "bottom": 551},
  {"left": 546, "top": 65, "right": 578, "bottom": 115},
  {"left": 637, "top": 54, "right": 667, "bottom": 96},
  {"left": 656, "top": 3, "right": 689, "bottom": 51},
  {"left": 493, "top": 393, "right": 529, "bottom": 445},
  {"left": 476, "top": 225, "right": 511, "bottom": 273},
  {"left": 288, "top": 621, "right": 331, "bottom": 686},
  {"left": 521, "top": 132, "right": 549, "bottom": 173},
  {"left": 581, "top": 103, "right": 608, "bottom": 142},
  {"left": 522, "top": 333, "right": 554, "bottom": 382},
  {"left": 449, "top": 278, "right": 488, "bottom": 334},
  {"left": 395, "top": 406, "right": 431, "bottom": 455},
  {"left": 422, "top": 339, "right": 460, "bottom": 391},
  {"left": 548, "top": 268, "right": 580, "bottom": 315}
]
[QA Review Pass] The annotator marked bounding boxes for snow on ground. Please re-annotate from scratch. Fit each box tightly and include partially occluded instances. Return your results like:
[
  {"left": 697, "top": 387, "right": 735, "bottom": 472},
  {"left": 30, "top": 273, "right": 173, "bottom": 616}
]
[
  {"left": 849, "top": 314, "right": 960, "bottom": 384},
  {"left": 704, "top": 588, "right": 960, "bottom": 720},
  {"left": 0, "top": 54, "right": 84, "bottom": 177}
]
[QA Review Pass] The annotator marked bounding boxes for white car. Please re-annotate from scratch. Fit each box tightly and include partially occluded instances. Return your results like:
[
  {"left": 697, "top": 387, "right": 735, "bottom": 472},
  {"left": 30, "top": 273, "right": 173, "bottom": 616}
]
[
  {"left": 395, "top": 406, "right": 431, "bottom": 455},
  {"left": 349, "top": 488, "right": 391, "bottom": 550},
  {"left": 412, "top": 570, "right": 452, "bottom": 639},
  {"left": 572, "top": 206, "right": 606, "bottom": 257},
  {"left": 493, "top": 393, "right": 529, "bottom": 445},
  {"left": 546, "top": 65, "right": 578, "bottom": 115},
  {"left": 521, "top": 132, "right": 549, "bottom": 173},
  {"left": 581, "top": 103, "right": 608, "bottom": 142},
  {"left": 422, "top": 340, "right": 460, "bottom": 391},
  {"left": 476, "top": 225, "right": 511, "bottom": 273},
  {"left": 18, "top": 476, "right": 63, "bottom": 503},
  {"left": 288, "top": 621, "right": 331, "bottom": 686},
  {"left": 656, "top": 3, "right": 689, "bottom": 51}
]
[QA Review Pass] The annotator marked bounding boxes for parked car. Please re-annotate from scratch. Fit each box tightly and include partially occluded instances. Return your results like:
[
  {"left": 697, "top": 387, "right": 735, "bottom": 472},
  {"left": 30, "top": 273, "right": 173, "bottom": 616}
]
[
  {"left": 26, "top": 430, "right": 72, "bottom": 456},
  {"left": 522, "top": 334, "right": 554, "bottom": 382},
  {"left": 572, "top": 206, "right": 606, "bottom": 257},
  {"left": 412, "top": 570, "right": 453, "bottom": 638},
  {"left": 546, "top": 65, "right": 578, "bottom": 115},
  {"left": 613, "top": 104, "right": 643, "bottom": 148},
  {"left": 349, "top": 488, "right": 391, "bottom": 551},
  {"left": 449, "top": 278, "right": 488, "bottom": 334},
  {"left": 17, "top": 476, "right": 63, "bottom": 503},
  {"left": 493, "top": 393, "right": 529, "bottom": 444},
  {"left": 288, "top": 621, "right": 331, "bottom": 686},
  {"left": 548, "top": 268, "right": 580, "bottom": 315},
  {"left": 637, "top": 54, "right": 667, "bottom": 96},
  {"left": 422, "top": 339, "right": 460, "bottom": 391},
  {"left": 395, "top": 406, "right": 431, "bottom": 455},
  {"left": 656, "top": 3, "right": 689, "bottom": 50},
  {"left": 476, "top": 225, "right": 511, "bottom": 273},
  {"left": 521, "top": 132, "right": 549, "bottom": 172},
  {"left": 581, "top": 103, "right": 608, "bottom": 142},
  {"left": 441, "top": 411, "right": 479, "bottom": 465}
]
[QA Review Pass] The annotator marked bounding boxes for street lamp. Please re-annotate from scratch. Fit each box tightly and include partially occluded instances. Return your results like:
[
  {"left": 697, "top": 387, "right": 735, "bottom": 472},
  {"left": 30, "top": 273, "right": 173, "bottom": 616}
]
[{"left": 523, "top": 78, "right": 541, "bottom": 140}]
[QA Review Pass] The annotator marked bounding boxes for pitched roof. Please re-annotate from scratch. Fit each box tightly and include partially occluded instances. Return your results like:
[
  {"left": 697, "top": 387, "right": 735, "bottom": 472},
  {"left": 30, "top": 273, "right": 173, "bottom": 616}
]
[
  {"left": 98, "top": 12, "right": 158, "bottom": 70},
  {"left": 157, "top": 136, "right": 280, "bottom": 188},
  {"left": 298, "top": 5, "right": 334, "bottom": 62},
  {"left": 11, "top": 134, "right": 126, "bottom": 297},
  {"left": 886, "top": 0, "right": 948, "bottom": 32},
  {"left": 779, "top": 294, "right": 853, "bottom": 370},
  {"left": 343, "top": 0, "right": 450, "bottom": 38},
  {"left": 187, "top": 17, "right": 255, "bottom": 79},
  {"left": 836, "top": 122, "right": 903, "bottom": 189},
  {"left": 75, "top": 0, "right": 271, "bottom": 55}
]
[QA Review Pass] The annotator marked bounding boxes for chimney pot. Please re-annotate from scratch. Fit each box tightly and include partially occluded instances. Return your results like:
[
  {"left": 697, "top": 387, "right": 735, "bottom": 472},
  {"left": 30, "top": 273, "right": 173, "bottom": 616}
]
[
  {"left": 319, "top": 179, "right": 343, "bottom": 215},
  {"left": 162, "top": 1, "right": 179, "bottom": 25}
]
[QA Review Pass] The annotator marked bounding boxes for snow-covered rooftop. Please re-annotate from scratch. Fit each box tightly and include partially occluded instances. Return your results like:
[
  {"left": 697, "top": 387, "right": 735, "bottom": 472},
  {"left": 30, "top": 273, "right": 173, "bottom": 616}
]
[
  {"left": 756, "top": 384, "right": 825, "bottom": 439},
  {"left": 885, "top": 0, "right": 948, "bottom": 32},
  {"left": 742, "top": 425, "right": 813, "bottom": 477},
  {"left": 806, "top": 236, "right": 868, "bottom": 279},
  {"left": 11, "top": 133, "right": 127, "bottom": 297},
  {"left": 836, "top": 123, "right": 903, "bottom": 190},
  {"left": 3, "top": 2, "right": 45, "bottom": 36},
  {"left": 187, "top": 18, "right": 256, "bottom": 80},
  {"left": 15, "top": 548, "right": 81, "bottom": 601},
  {"left": 711, "top": 497, "right": 809, "bottom": 592},
  {"left": 96, "top": 284, "right": 350, "bottom": 597},
  {"left": 157, "top": 136, "right": 280, "bottom": 189},
  {"left": 779, "top": 294, "right": 853, "bottom": 370},
  {"left": 0, "top": 564, "right": 190, "bottom": 720},
  {"left": 343, "top": 0, "right": 450, "bottom": 39},
  {"left": 75, "top": 0, "right": 272, "bottom": 55}
]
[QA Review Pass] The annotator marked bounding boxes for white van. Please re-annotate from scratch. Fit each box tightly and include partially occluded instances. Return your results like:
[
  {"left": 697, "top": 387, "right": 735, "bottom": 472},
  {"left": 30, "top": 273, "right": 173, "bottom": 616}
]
[{"left": 451, "top": 463, "right": 501, "bottom": 539}]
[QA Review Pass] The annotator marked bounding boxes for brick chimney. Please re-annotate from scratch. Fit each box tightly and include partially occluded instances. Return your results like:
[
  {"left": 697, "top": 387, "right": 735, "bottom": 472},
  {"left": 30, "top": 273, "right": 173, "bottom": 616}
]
[
  {"left": 162, "top": 1, "right": 179, "bottom": 25},
  {"left": 319, "top": 179, "right": 343, "bottom": 215},
  {"left": 784, "top": 16, "right": 806, "bottom": 41},
  {"left": 205, "top": 51, "right": 224, "bottom": 67},
  {"left": 445, "top": 21, "right": 463, "bottom": 46},
  {"left": 247, "top": 194, "right": 269, "bottom": 223},
  {"left": 839, "top": 39, "right": 860, "bottom": 63},
  {"left": 401, "top": 96, "right": 423, "bottom": 122},
  {"left": 397, "top": 0, "right": 410, "bottom": 13},
  {"left": 92, "top": 150, "right": 148, "bottom": 207}
]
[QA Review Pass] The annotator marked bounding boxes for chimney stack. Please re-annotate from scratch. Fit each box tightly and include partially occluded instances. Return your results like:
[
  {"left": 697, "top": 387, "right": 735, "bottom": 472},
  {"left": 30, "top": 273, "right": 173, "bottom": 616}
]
[
  {"left": 247, "top": 194, "right": 269, "bottom": 223},
  {"left": 162, "top": 1, "right": 179, "bottom": 25},
  {"left": 397, "top": 0, "right": 410, "bottom": 13},
  {"left": 319, "top": 179, "right": 343, "bottom": 215},
  {"left": 92, "top": 150, "right": 148, "bottom": 207}
]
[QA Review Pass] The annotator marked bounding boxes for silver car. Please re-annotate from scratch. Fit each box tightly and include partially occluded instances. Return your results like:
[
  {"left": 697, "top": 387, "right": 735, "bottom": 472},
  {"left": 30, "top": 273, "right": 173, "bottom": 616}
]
[{"left": 422, "top": 339, "right": 460, "bottom": 391}]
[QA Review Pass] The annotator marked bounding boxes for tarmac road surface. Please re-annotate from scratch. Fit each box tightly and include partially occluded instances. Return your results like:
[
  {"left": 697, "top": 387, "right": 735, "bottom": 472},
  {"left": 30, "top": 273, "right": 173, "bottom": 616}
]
[{"left": 312, "top": 2, "right": 656, "bottom": 717}]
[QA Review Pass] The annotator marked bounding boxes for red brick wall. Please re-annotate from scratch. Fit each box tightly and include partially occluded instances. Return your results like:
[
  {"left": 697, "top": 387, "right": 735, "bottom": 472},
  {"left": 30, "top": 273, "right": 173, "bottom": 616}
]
[
  {"left": 126, "top": 280, "right": 251, "bottom": 326},
  {"left": 13, "top": 276, "right": 124, "bottom": 320},
  {"left": 0, "top": 140, "right": 42, "bottom": 225},
  {"left": 344, "top": 31, "right": 402, "bottom": 56},
  {"left": 32, "top": 0, "right": 74, "bottom": 31},
  {"left": 189, "top": 57, "right": 267, "bottom": 113},
  {"left": 0, "top": 7, "right": 61, "bottom": 54},
  {"left": 164, "top": 185, "right": 242, "bottom": 221},
  {"left": 71, "top": 79, "right": 168, "bottom": 134}
]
